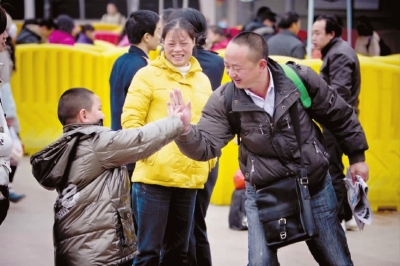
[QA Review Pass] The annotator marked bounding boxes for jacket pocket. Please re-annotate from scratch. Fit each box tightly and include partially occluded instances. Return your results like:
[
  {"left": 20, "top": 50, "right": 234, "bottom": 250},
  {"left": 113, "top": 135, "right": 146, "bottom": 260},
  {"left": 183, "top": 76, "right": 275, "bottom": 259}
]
[{"left": 117, "top": 206, "right": 136, "bottom": 247}]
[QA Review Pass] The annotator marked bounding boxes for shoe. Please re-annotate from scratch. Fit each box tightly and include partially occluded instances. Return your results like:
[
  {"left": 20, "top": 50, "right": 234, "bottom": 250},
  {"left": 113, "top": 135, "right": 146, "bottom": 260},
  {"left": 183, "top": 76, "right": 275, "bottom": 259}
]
[
  {"left": 345, "top": 217, "right": 358, "bottom": 231},
  {"left": 9, "top": 192, "right": 26, "bottom": 203}
]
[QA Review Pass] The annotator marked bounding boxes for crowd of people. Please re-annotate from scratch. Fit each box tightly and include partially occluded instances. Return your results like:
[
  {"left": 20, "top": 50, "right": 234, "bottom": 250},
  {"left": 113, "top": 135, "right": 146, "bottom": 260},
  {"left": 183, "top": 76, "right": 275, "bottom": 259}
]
[{"left": 2, "top": 1, "right": 395, "bottom": 265}]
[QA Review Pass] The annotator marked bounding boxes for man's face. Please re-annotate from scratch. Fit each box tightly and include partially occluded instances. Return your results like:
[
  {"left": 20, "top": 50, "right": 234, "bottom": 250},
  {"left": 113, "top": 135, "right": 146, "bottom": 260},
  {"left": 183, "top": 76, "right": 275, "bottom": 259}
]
[
  {"left": 107, "top": 3, "right": 117, "bottom": 15},
  {"left": 85, "top": 95, "right": 105, "bottom": 123},
  {"left": 312, "top": 20, "right": 334, "bottom": 50},
  {"left": 224, "top": 42, "right": 264, "bottom": 89}
]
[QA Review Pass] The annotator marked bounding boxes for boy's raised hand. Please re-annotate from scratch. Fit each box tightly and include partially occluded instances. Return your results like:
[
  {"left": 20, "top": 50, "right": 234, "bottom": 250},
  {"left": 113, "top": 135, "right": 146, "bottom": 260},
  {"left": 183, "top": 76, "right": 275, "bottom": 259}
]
[{"left": 168, "top": 89, "right": 192, "bottom": 133}]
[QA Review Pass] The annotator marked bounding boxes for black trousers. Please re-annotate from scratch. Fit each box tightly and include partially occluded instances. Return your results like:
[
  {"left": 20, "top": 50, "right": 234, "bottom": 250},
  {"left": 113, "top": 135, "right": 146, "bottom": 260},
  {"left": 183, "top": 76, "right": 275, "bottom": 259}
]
[
  {"left": 322, "top": 127, "right": 353, "bottom": 222},
  {"left": 188, "top": 161, "right": 219, "bottom": 266}
]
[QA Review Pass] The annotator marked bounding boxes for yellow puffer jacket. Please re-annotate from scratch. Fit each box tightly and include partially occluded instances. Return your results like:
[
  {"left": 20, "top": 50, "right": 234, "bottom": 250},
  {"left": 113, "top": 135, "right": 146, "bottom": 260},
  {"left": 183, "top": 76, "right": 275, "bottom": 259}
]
[{"left": 122, "top": 52, "right": 215, "bottom": 189}]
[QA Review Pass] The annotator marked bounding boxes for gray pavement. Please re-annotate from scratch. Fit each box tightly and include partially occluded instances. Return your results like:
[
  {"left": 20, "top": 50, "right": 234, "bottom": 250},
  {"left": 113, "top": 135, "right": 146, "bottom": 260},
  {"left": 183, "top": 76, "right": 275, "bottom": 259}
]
[{"left": 1, "top": 157, "right": 399, "bottom": 266}]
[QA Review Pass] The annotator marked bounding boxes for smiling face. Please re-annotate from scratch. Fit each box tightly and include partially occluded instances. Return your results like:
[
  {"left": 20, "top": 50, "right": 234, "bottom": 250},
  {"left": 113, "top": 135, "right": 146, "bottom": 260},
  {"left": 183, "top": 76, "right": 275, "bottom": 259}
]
[
  {"left": 224, "top": 42, "right": 265, "bottom": 89},
  {"left": 162, "top": 28, "right": 195, "bottom": 67}
]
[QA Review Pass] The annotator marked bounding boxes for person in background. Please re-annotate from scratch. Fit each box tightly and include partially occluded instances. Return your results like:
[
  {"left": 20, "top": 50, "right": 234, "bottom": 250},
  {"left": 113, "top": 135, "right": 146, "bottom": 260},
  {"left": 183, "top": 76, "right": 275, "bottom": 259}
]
[
  {"left": 206, "top": 25, "right": 230, "bottom": 51},
  {"left": 121, "top": 18, "right": 215, "bottom": 266},
  {"left": 312, "top": 14, "right": 361, "bottom": 232},
  {"left": 16, "top": 18, "right": 55, "bottom": 44},
  {"left": 49, "top": 15, "right": 78, "bottom": 46},
  {"left": 101, "top": 1, "right": 126, "bottom": 26},
  {"left": 30, "top": 87, "right": 187, "bottom": 265},
  {"left": 242, "top": 6, "right": 277, "bottom": 42},
  {"left": 110, "top": 10, "right": 161, "bottom": 178},
  {"left": 355, "top": 16, "right": 391, "bottom": 56},
  {"left": 0, "top": 14, "right": 25, "bottom": 203},
  {"left": 267, "top": 11, "right": 305, "bottom": 59},
  {"left": 0, "top": 5, "right": 12, "bottom": 225},
  {"left": 76, "top": 24, "right": 95, "bottom": 45},
  {"left": 167, "top": 8, "right": 225, "bottom": 266}
]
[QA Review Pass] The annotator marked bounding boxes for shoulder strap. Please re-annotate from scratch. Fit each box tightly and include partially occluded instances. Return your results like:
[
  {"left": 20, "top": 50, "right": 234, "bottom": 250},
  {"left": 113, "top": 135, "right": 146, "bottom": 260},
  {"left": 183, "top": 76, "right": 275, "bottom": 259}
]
[
  {"left": 280, "top": 63, "right": 311, "bottom": 109},
  {"left": 224, "top": 82, "right": 241, "bottom": 145}
]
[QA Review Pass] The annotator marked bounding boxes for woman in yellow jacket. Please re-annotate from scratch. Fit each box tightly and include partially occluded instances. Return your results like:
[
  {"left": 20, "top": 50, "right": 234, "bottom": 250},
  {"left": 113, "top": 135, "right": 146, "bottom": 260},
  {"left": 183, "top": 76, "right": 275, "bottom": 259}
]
[{"left": 121, "top": 18, "right": 215, "bottom": 266}]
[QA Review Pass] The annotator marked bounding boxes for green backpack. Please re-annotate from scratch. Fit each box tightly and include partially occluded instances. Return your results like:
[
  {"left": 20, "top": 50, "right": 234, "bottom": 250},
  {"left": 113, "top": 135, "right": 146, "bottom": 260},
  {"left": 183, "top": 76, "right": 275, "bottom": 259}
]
[{"left": 224, "top": 62, "right": 311, "bottom": 144}]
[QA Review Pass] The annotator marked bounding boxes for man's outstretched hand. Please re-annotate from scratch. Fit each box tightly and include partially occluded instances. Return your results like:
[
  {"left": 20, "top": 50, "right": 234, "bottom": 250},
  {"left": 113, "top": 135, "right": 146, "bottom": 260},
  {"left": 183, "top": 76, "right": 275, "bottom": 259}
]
[{"left": 168, "top": 89, "right": 192, "bottom": 133}]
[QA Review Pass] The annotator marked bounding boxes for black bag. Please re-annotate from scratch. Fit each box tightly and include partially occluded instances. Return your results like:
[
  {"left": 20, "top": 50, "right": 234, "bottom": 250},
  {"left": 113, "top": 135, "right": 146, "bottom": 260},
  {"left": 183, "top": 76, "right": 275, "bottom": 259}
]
[
  {"left": 228, "top": 189, "right": 248, "bottom": 231},
  {"left": 254, "top": 104, "right": 318, "bottom": 249}
]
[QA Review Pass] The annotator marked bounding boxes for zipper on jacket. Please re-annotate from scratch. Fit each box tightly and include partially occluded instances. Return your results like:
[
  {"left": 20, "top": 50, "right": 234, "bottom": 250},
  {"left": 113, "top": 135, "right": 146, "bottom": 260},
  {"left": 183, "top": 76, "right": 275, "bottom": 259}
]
[
  {"left": 312, "top": 141, "right": 329, "bottom": 163},
  {"left": 270, "top": 123, "right": 274, "bottom": 132},
  {"left": 259, "top": 124, "right": 264, "bottom": 134},
  {"left": 285, "top": 118, "right": 291, "bottom": 129}
]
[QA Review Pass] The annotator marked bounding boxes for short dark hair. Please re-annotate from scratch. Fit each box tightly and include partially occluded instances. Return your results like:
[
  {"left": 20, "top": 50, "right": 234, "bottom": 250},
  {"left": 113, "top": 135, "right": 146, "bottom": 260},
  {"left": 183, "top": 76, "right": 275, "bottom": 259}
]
[
  {"left": 58, "top": 88, "right": 94, "bottom": 126},
  {"left": 38, "top": 18, "right": 56, "bottom": 30},
  {"left": 161, "top": 18, "right": 196, "bottom": 43},
  {"left": 162, "top": 8, "right": 175, "bottom": 23},
  {"left": 168, "top": 8, "right": 208, "bottom": 46},
  {"left": 81, "top": 24, "right": 94, "bottom": 34},
  {"left": 356, "top": 16, "right": 374, "bottom": 36},
  {"left": 230, "top": 31, "right": 268, "bottom": 63},
  {"left": 0, "top": 7, "right": 7, "bottom": 33},
  {"left": 316, "top": 14, "right": 342, "bottom": 37},
  {"left": 278, "top": 11, "right": 299, "bottom": 29},
  {"left": 257, "top": 8, "right": 277, "bottom": 24},
  {"left": 56, "top": 15, "right": 75, "bottom": 35},
  {"left": 125, "top": 10, "right": 159, "bottom": 45}
]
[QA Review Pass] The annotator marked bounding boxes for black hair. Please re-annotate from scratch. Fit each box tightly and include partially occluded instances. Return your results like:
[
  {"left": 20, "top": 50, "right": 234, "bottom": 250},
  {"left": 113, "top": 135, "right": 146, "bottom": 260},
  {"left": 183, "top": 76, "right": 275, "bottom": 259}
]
[
  {"left": 22, "top": 18, "right": 38, "bottom": 28},
  {"left": 356, "top": 16, "right": 374, "bottom": 36},
  {"left": 0, "top": 7, "right": 7, "bottom": 33},
  {"left": 168, "top": 8, "right": 208, "bottom": 46},
  {"left": 58, "top": 88, "right": 95, "bottom": 126},
  {"left": 125, "top": 10, "right": 159, "bottom": 45},
  {"left": 208, "top": 25, "right": 225, "bottom": 36},
  {"left": 38, "top": 18, "right": 56, "bottom": 30},
  {"left": 161, "top": 18, "right": 196, "bottom": 42},
  {"left": 316, "top": 14, "right": 342, "bottom": 37},
  {"left": 162, "top": 8, "right": 175, "bottom": 23},
  {"left": 278, "top": 11, "right": 299, "bottom": 29},
  {"left": 81, "top": 24, "right": 94, "bottom": 34},
  {"left": 230, "top": 31, "right": 268, "bottom": 63},
  {"left": 55, "top": 15, "right": 75, "bottom": 35},
  {"left": 257, "top": 8, "right": 277, "bottom": 24}
]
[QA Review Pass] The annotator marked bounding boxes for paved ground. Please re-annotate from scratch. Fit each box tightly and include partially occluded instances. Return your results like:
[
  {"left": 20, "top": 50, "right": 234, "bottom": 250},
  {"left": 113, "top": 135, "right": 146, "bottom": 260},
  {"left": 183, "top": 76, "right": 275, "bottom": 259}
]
[{"left": 1, "top": 157, "right": 399, "bottom": 266}]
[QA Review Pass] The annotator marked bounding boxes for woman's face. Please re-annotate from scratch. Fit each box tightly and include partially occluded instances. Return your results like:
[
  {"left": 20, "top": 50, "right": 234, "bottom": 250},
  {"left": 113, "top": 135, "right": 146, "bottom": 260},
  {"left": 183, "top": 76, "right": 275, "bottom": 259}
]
[
  {"left": 0, "top": 30, "right": 8, "bottom": 52},
  {"left": 162, "top": 29, "right": 195, "bottom": 67}
]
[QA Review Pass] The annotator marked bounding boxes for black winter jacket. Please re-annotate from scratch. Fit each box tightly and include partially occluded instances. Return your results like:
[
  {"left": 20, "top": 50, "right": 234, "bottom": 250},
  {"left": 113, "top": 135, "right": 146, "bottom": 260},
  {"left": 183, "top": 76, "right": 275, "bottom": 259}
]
[{"left": 176, "top": 59, "right": 368, "bottom": 195}]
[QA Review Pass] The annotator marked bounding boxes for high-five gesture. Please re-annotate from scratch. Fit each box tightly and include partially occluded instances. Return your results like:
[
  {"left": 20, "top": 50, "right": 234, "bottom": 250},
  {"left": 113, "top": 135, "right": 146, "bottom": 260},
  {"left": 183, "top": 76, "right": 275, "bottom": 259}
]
[{"left": 169, "top": 89, "right": 192, "bottom": 133}]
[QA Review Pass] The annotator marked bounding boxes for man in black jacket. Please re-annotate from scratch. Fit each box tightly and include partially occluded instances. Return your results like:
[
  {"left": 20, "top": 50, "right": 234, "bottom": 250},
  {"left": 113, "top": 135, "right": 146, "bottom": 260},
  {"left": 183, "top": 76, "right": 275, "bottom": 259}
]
[
  {"left": 16, "top": 18, "right": 55, "bottom": 44},
  {"left": 312, "top": 14, "right": 361, "bottom": 231},
  {"left": 170, "top": 31, "right": 369, "bottom": 265}
]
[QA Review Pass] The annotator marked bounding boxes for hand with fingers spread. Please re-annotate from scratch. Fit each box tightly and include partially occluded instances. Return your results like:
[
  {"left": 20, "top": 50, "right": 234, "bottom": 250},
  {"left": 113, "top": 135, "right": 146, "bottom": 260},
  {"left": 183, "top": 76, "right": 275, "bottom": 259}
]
[{"left": 169, "top": 89, "right": 192, "bottom": 133}]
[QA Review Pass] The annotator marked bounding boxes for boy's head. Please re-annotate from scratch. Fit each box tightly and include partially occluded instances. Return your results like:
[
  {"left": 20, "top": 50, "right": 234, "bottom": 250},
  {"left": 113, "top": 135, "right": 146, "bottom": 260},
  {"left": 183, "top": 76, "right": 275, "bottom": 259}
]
[
  {"left": 57, "top": 88, "right": 104, "bottom": 126},
  {"left": 125, "top": 10, "right": 160, "bottom": 50}
]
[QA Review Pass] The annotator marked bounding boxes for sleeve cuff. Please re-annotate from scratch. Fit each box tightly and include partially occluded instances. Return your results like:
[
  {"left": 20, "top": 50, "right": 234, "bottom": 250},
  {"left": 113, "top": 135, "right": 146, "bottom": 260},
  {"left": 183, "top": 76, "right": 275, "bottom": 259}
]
[{"left": 348, "top": 152, "right": 366, "bottom": 165}]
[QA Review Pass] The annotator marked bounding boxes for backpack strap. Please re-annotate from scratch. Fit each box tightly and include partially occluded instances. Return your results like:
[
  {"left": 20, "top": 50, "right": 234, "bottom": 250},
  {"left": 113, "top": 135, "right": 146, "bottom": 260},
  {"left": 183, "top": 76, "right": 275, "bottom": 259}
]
[
  {"left": 224, "top": 82, "right": 241, "bottom": 145},
  {"left": 280, "top": 63, "right": 311, "bottom": 109}
]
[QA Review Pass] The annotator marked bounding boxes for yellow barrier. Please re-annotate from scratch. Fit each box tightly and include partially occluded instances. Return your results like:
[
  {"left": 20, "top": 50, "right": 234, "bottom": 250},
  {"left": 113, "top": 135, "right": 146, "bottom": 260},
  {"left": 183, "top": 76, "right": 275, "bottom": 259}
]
[
  {"left": 91, "top": 22, "right": 122, "bottom": 33},
  {"left": 210, "top": 53, "right": 400, "bottom": 211},
  {"left": 372, "top": 54, "right": 400, "bottom": 66},
  {"left": 10, "top": 45, "right": 400, "bottom": 210}
]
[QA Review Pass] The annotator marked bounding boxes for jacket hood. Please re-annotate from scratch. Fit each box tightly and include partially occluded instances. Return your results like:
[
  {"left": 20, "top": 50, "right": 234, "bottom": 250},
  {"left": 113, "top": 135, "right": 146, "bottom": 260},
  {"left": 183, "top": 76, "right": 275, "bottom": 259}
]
[
  {"left": 253, "top": 26, "right": 275, "bottom": 36},
  {"left": 30, "top": 123, "right": 101, "bottom": 191},
  {"left": 150, "top": 51, "right": 203, "bottom": 75}
]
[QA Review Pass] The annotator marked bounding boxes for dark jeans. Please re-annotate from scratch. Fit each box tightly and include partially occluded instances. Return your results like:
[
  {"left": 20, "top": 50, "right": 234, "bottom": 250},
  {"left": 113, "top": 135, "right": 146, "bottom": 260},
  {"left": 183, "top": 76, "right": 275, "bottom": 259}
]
[
  {"left": 188, "top": 161, "right": 219, "bottom": 266},
  {"left": 245, "top": 175, "right": 353, "bottom": 266},
  {"left": 131, "top": 182, "right": 197, "bottom": 266},
  {"left": 323, "top": 127, "right": 353, "bottom": 222}
]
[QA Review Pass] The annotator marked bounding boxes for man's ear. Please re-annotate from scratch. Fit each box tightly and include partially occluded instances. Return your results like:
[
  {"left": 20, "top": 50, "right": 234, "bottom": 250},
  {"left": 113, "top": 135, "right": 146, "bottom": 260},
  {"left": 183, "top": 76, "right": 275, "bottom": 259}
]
[
  {"left": 143, "top": 33, "right": 149, "bottom": 43},
  {"left": 259, "top": 59, "right": 268, "bottom": 71},
  {"left": 77, "top": 109, "right": 87, "bottom": 123}
]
